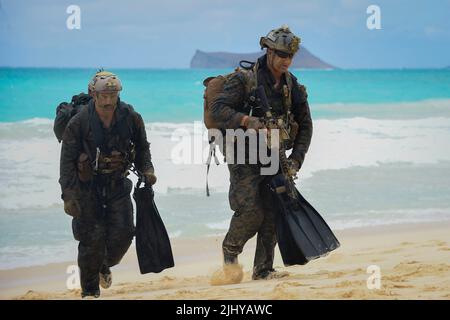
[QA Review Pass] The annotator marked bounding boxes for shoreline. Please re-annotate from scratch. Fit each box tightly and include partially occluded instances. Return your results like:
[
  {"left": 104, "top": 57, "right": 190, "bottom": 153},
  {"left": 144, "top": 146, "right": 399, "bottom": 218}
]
[
  {"left": 1, "top": 221, "right": 449, "bottom": 300},
  {"left": 2, "top": 100, "right": 450, "bottom": 125}
]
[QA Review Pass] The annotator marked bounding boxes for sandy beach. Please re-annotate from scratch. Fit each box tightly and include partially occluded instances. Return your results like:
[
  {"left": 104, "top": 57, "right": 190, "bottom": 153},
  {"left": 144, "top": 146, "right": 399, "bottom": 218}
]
[{"left": 0, "top": 221, "right": 449, "bottom": 300}]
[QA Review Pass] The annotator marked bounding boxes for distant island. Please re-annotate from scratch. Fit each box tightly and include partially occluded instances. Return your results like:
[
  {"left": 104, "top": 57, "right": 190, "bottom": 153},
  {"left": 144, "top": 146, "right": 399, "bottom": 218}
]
[{"left": 190, "top": 48, "right": 335, "bottom": 69}]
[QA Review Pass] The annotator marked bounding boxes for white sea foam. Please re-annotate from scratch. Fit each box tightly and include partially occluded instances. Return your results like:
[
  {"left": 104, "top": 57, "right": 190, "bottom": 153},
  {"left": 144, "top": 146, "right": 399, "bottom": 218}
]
[
  {"left": 0, "top": 241, "right": 78, "bottom": 271},
  {"left": 313, "top": 98, "right": 450, "bottom": 120},
  {"left": 203, "top": 208, "right": 450, "bottom": 233},
  {"left": 1, "top": 116, "right": 450, "bottom": 210},
  {"left": 205, "top": 219, "right": 230, "bottom": 230}
]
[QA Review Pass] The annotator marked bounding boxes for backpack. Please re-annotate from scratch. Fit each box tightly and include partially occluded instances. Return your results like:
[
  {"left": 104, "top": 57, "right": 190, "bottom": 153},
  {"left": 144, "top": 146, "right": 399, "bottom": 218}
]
[
  {"left": 202, "top": 61, "right": 258, "bottom": 196},
  {"left": 202, "top": 60, "right": 297, "bottom": 196},
  {"left": 202, "top": 61, "right": 258, "bottom": 130},
  {"left": 53, "top": 93, "right": 92, "bottom": 142},
  {"left": 202, "top": 60, "right": 296, "bottom": 129}
]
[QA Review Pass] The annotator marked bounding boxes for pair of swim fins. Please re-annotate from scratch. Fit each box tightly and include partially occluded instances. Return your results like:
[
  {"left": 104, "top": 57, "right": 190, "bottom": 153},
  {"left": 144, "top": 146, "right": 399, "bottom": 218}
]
[
  {"left": 133, "top": 182, "right": 175, "bottom": 274},
  {"left": 269, "top": 174, "right": 340, "bottom": 266}
]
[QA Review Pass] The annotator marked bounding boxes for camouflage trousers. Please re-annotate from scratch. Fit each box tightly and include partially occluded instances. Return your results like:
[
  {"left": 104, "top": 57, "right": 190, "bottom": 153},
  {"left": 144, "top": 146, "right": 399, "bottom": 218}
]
[
  {"left": 72, "top": 178, "right": 135, "bottom": 292},
  {"left": 223, "top": 163, "right": 277, "bottom": 277}
]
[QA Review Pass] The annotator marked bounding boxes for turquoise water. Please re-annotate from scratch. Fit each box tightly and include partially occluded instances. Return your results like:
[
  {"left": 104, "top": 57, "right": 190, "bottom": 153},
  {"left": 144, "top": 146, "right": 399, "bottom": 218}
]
[
  {"left": 1, "top": 68, "right": 450, "bottom": 122},
  {"left": 1, "top": 67, "right": 450, "bottom": 269}
]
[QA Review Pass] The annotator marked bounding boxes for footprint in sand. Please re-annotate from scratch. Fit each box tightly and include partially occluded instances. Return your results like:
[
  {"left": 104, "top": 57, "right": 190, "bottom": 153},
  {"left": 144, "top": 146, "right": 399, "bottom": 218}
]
[
  {"left": 423, "top": 285, "right": 439, "bottom": 292},
  {"left": 392, "top": 262, "right": 450, "bottom": 280},
  {"left": 161, "top": 276, "right": 176, "bottom": 281},
  {"left": 157, "top": 289, "right": 197, "bottom": 300},
  {"left": 277, "top": 281, "right": 306, "bottom": 288},
  {"left": 381, "top": 248, "right": 402, "bottom": 254},
  {"left": 268, "top": 285, "right": 299, "bottom": 299},
  {"left": 419, "top": 240, "right": 447, "bottom": 248},
  {"left": 404, "top": 260, "right": 420, "bottom": 264},
  {"left": 112, "top": 288, "right": 127, "bottom": 295},
  {"left": 391, "top": 284, "right": 414, "bottom": 289},
  {"left": 15, "top": 290, "right": 53, "bottom": 300},
  {"left": 327, "top": 271, "right": 345, "bottom": 279},
  {"left": 335, "top": 280, "right": 364, "bottom": 288},
  {"left": 384, "top": 275, "right": 407, "bottom": 282}
]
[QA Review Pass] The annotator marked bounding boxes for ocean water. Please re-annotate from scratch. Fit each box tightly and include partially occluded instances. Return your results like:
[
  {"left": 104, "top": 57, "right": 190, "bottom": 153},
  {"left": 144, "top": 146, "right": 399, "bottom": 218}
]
[{"left": 1, "top": 68, "right": 450, "bottom": 269}]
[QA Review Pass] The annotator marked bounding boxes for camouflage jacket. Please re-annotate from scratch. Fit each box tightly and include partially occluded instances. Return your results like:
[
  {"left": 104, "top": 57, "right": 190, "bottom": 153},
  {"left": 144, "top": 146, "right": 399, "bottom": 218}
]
[
  {"left": 59, "top": 99, "right": 154, "bottom": 201},
  {"left": 210, "top": 54, "right": 313, "bottom": 164}
]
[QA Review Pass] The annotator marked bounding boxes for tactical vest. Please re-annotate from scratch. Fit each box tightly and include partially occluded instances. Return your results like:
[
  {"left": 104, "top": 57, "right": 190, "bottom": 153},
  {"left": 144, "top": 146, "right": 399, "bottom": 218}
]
[
  {"left": 203, "top": 60, "right": 295, "bottom": 132},
  {"left": 78, "top": 100, "right": 137, "bottom": 179},
  {"left": 203, "top": 61, "right": 298, "bottom": 196}
]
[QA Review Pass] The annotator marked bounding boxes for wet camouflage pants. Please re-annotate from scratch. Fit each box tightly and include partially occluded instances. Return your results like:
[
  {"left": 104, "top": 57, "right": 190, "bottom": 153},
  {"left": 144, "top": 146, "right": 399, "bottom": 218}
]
[
  {"left": 72, "top": 178, "right": 134, "bottom": 292},
  {"left": 223, "top": 163, "right": 277, "bottom": 276}
]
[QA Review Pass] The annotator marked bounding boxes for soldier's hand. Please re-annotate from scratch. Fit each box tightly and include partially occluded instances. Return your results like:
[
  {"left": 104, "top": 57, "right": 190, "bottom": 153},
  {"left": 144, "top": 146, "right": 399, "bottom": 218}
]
[
  {"left": 287, "top": 158, "right": 300, "bottom": 177},
  {"left": 64, "top": 199, "right": 82, "bottom": 218},
  {"left": 143, "top": 171, "right": 157, "bottom": 186},
  {"left": 244, "top": 116, "right": 265, "bottom": 131}
]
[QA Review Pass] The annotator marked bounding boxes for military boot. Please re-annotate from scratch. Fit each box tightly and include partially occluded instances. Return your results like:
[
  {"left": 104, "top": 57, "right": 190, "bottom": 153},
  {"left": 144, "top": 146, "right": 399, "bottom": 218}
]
[
  {"left": 81, "top": 289, "right": 100, "bottom": 299},
  {"left": 99, "top": 264, "right": 112, "bottom": 289},
  {"left": 223, "top": 253, "right": 238, "bottom": 265},
  {"left": 252, "top": 269, "right": 289, "bottom": 280}
]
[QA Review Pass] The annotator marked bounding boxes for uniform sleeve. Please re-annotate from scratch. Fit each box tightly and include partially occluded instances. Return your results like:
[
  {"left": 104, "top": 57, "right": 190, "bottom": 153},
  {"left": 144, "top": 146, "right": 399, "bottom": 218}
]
[
  {"left": 59, "top": 117, "right": 82, "bottom": 201},
  {"left": 290, "top": 82, "right": 313, "bottom": 164},
  {"left": 132, "top": 112, "right": 154, "bottom": 174},
  {"left": 210, "top": 73, "right": 247, "bottom": 130}
]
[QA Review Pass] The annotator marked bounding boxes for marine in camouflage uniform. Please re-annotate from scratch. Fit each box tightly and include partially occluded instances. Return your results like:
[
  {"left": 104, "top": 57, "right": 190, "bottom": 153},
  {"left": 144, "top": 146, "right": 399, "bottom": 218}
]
[
  {"left": 53, "top": 70, "right": 115, "bottom": 142},
  {"left": 59, "top": 73, "right": 156, "bottom": 298},
  {"left": 210, "top": 26, "right": 313, "bottom": 280}
]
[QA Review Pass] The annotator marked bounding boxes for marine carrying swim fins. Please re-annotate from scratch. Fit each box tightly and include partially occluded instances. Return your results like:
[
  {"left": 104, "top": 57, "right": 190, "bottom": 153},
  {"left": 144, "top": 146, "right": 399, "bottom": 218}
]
[
  {"left": 133, "top": 182, "right": 175, "bottom": 274},
  {"left": 269, "top": 173, "right": 340, "bottom": 266}
]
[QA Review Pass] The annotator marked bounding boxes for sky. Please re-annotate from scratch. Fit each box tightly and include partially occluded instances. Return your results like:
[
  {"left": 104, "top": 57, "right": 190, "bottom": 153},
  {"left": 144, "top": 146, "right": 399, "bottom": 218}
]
[{"left": 0, "top": 0, "right": 449, "bottom": 69}]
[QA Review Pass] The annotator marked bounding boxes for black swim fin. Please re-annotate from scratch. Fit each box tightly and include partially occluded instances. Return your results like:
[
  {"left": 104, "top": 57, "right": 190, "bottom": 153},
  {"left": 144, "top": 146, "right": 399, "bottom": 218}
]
[
  {"left": 133, "top": 182, "right": 175, "bottom": 274},
  {"left": 269, "top": 174, "right": 340, "bottom": 266}
]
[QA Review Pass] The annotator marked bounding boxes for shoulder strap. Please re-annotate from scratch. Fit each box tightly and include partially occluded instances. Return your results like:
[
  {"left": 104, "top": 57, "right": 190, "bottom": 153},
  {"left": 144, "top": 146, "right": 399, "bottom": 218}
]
[
  {"left": 116, "top": 102, "right": 134, "bottom": 142},
  {"left": 285, "top": 72, "right": 293, "bottom": 92},
  {"left": 239, "top": 61, "right": 259, "bottom": 100},
  {"left": 76, "top": 103, "right": 93, "bottom": 161},
  {"left": 87, "top": 100, "right": 134, "bottom": 154},
  {"left": 88, "top": 101, "right": 105, "bottom": 152},
  {"left": 282, "top": 72, "right": 295, "bottom": 113}
]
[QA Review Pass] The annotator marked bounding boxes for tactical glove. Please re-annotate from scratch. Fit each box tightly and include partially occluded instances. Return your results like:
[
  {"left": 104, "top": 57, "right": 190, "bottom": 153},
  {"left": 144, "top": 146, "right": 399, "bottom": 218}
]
[
  {"left": 64, "top": 199, "right": 82, "bottom": 218},
  {"left": 143, "top": 171, "right": 157, "bottom": 186},
  {"left": 287, "top": 158, "right": 300, "bottom": 177}
]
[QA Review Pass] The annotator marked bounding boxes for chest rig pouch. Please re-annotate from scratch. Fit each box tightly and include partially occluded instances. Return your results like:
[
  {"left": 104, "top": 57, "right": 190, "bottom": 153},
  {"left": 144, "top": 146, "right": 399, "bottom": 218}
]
[
  {"left": 87, "top": 101, "right": 136, "bottom": 179},
  {"left": 243, "top": 64, "right": 299, "bottom": 150}
]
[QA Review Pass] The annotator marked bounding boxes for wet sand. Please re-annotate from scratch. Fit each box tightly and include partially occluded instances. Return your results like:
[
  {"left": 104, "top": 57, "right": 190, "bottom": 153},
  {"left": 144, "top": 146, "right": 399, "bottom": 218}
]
[{"left": 1, "top": 221, "right": 449, "bottom": 300}]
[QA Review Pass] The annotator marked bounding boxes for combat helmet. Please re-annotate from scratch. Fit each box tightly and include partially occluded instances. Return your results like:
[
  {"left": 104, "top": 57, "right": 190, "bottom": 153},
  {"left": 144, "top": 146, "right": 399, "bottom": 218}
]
[
  {"left": 88, "top": 69, "right": 117, "bottom": 93},
  {"left": 259, "top": 24, "right": 300, "bottom": 54},
  {"left": 92, "top": 73, "right": 122, "bottom": 93}
]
